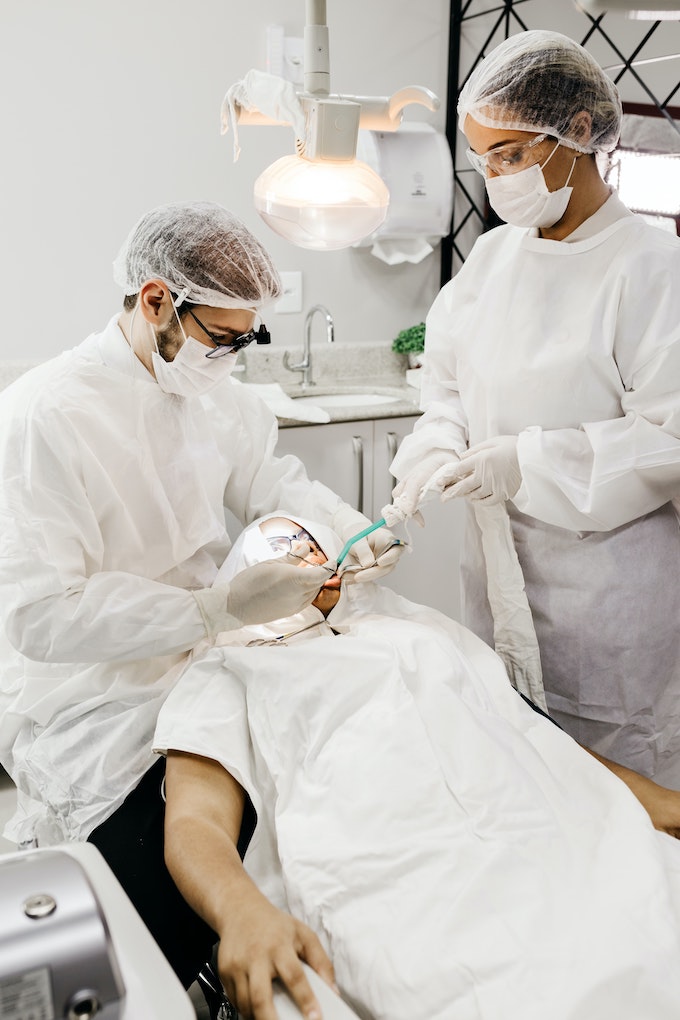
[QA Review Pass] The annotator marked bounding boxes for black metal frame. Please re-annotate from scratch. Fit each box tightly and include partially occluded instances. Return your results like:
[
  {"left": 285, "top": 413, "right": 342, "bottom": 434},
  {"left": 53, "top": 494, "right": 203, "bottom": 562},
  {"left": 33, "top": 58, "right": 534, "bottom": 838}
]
[{"left": 440, "top": 0, "right": 680, "bottom": 286}]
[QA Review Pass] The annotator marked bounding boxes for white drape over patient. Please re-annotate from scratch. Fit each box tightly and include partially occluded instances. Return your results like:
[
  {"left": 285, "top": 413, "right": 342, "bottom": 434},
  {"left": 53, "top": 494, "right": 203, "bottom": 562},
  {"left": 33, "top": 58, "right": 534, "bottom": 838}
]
[{"left": 155, "top": 516, "right": 680, "bottom": 1020}]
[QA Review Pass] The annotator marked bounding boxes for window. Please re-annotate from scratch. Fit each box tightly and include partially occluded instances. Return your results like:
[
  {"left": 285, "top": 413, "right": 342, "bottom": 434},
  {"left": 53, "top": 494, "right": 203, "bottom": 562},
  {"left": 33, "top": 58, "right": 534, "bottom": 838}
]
[{"left": 603, "top": 103, "right": 680, "bottom": 235}]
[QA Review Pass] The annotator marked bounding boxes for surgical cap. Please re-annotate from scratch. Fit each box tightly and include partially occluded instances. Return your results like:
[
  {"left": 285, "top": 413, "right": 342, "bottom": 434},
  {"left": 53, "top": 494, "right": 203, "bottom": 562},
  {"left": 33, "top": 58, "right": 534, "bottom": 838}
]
[
  {"left": 112, "top": 201, "right": 283, "bottom": 309},
  {"left": 457, "top": 30, "right": 622, "bottom": 154}
]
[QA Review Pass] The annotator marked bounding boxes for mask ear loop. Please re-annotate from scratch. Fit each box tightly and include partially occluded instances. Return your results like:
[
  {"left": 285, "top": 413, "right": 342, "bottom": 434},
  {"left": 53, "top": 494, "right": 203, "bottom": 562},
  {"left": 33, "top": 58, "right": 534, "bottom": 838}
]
[
  {"left": 538, "top": 139, "right": 561, "bottom": 172},
  {"left": 127, "top": 301, "right": 154, "bottom": 376},
  {"left": 127, "top": 302, "right": 139, "bottom": 354},
  {"left": 154, "top": 286, "right": 190, "bottom": 358},
  {"left": 123, "top": 301, "right": 150, "bottom": 448},
  {"left": 540, "top": 141, "right": 578, "bottom": 190},
  {"left": 563, "top": 154, "right": 578, "bottom": 188}
]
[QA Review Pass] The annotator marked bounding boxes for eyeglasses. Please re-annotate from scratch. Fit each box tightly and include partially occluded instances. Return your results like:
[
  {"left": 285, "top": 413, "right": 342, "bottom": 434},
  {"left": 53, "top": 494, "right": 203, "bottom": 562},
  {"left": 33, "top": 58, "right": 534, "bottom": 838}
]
[
  {"left": 466, "top": 133, "right": 549, "bottom": 177},
  {"left": 266, "top": 527, "right": 323, "bottom": 559},
  {"left": 184, "top": 307, "right": 271, "bottom": 358}
]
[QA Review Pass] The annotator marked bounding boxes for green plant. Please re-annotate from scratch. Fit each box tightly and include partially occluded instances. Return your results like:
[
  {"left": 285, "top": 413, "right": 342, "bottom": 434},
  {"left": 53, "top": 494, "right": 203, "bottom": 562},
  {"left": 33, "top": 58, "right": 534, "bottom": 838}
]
[{"left": 391, "top": 322, "right": 425, "bottom": 355}]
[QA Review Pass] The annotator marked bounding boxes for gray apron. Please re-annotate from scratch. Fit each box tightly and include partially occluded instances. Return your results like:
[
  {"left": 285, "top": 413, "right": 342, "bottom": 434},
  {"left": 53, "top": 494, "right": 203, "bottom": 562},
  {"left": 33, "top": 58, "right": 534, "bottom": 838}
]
[{"left": 461, "top": 500, "right": 680, "bottom": 785}]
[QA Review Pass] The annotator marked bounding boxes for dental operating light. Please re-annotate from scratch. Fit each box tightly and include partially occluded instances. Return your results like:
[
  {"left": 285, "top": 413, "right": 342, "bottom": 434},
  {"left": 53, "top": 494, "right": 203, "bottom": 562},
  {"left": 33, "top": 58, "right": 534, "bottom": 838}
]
[{"left": 221, "top": 0, "right": 440, "bottom": 250}]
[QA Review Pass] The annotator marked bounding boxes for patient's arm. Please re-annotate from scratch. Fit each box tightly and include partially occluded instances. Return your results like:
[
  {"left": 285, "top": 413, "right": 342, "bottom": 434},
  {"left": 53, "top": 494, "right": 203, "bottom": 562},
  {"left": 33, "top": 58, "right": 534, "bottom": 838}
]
[
  {"left": 586, "top": 749, "right": 680, "bottom": 839},
  {"left": 164, "top": 750, "right": 336, "bottom": 1020}
]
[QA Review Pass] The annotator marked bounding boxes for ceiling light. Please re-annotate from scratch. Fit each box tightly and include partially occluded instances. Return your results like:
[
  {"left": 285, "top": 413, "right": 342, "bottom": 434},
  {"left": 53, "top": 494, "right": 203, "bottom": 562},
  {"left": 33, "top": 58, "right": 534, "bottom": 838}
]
[
  {"left": 222, "top": 0, "right": 439, "bottom": 250},
  {"left": 254, "top": 154, "right": 389, "bottom": 251}
]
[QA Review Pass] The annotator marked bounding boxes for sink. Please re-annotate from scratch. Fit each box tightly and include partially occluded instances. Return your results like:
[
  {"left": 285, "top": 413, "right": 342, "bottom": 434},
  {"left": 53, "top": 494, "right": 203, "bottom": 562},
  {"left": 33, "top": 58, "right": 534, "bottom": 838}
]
[{"left": 292, "top": 392, "right": 402, "bottom": 409}]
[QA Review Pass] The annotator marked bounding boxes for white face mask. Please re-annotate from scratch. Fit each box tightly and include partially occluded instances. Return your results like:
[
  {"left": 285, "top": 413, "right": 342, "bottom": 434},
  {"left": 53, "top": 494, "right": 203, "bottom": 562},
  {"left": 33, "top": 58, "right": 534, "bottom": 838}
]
[
  {"left": 150, "top": 310, "right": 239, "bottom": 398},
  {"left": 485, "top": 143, "right": 577, "bottom": 229}
]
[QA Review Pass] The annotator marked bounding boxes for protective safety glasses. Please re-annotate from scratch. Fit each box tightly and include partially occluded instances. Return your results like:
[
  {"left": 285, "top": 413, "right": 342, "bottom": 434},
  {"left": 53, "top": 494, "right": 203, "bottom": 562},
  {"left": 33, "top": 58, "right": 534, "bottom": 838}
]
[
  {"left": 266, "top": 527, "right": 322, "bottom": 558},
  {"left": 265, "top": 527, "right": 337, "bottom": 573},
  {"left": 184, "top": 306, "right": 271, "bottom": 358},
  {"left": 466, "top": 133, "right": 549, "bottom": 177}
]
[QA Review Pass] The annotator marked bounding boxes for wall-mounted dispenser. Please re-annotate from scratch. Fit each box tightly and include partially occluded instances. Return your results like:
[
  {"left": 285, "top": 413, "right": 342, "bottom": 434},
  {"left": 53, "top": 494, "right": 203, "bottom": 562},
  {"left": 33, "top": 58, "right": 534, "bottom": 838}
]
[{"left": 354, "top": 123, "right": 453, "bottom": 265}]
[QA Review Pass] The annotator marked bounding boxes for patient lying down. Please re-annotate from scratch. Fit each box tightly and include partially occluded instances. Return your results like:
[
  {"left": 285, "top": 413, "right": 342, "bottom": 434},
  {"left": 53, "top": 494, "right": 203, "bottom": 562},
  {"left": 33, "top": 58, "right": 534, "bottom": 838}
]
[{"left": 154, "top": 514, "right": 680, "bottom": 1020}]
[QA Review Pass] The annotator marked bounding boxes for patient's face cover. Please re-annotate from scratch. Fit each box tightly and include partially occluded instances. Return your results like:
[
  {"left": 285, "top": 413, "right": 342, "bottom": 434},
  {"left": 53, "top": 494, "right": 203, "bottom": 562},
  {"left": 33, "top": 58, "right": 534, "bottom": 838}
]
[
  {"left": 212, "top": 514, "right": 345, "bottom": 643},
  {"left": 218, "top": 514, "right": 343, "bottom": 583}
]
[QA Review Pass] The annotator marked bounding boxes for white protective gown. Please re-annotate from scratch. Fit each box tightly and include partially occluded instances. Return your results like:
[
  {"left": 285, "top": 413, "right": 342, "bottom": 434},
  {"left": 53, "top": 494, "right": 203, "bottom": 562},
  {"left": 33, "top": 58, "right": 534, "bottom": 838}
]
[
  {"left": 154, "top": 518, "right": 680, "bottom": 1020},
  {"left": 0, "top": 317, "right": 341, "bottom": 845},
  {"left": 391, "top": 193, "right": 680, "bottom": 784}
]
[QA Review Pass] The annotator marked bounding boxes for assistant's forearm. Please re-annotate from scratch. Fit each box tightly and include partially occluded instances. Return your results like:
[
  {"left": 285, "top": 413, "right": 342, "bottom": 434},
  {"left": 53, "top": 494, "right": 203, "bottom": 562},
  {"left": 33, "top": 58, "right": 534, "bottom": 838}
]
[{"left": 515, "top": 414, "right": 680, "bottom": 532}]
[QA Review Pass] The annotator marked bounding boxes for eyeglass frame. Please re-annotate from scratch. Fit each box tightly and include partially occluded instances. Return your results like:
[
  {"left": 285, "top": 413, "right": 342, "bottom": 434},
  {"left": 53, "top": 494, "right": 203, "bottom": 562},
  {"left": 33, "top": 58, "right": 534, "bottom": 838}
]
[
  {"left": 183, "top": 306, "right": 271, "bottom": 358},
  {"left": 466, "top": 132, "right": 551, "bottom": 177},
  {"left": 265, "top": 527, "right": 323, "bottom": 558}
]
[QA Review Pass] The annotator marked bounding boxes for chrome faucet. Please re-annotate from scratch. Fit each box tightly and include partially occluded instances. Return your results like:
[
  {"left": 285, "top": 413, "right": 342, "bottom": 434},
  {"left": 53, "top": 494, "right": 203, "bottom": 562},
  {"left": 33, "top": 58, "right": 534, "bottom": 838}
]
[{"left": 283, "top": 305, "right": 334, "bottom": 389}]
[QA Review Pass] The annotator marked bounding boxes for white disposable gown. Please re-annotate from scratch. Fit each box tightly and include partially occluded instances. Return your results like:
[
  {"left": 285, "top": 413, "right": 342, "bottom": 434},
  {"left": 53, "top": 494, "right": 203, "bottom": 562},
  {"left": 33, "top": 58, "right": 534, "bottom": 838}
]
[
  {"left": 391, "top": 193, "right": 680, "bottom": 784},
  {"left": 0, "top": 317, "right": 341, "bottom": 845},
  {"left": 155, "top": 517, "right": 680, "bottom": 1020}
]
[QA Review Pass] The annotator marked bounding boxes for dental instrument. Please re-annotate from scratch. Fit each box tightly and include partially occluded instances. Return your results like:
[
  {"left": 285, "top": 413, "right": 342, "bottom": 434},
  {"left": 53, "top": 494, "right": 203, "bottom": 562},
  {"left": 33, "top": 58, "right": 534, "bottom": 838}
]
[{"left": 336, "top": 517, "right": 388, "bottom": 567}]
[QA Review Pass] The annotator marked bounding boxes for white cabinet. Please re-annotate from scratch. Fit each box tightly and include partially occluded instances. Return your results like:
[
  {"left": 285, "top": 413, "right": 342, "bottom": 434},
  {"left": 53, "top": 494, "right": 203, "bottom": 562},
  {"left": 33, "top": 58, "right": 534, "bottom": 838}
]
[{"left": 276, "top": 416, "right": 464, "bottom": 620}]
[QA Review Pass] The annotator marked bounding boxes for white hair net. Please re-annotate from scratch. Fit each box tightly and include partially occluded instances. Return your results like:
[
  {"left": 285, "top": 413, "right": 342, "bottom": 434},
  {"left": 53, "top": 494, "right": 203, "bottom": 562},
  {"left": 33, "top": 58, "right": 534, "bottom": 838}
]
[
  {"left": 112, "top": 201, "right": 283, "bottom": 309},
  {"left": 458, "top": 30, "right": 622, "bottom": 154}
]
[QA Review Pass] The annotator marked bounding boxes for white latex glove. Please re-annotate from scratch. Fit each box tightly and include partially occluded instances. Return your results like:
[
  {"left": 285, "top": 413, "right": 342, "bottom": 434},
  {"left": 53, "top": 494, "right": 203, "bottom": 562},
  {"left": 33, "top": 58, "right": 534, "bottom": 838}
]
[
  {"left": 331, "top": 503, "right": 405, "bottom": 583},
  {"left": 391, "top": 449, "right": 461, "bottom": 519},
  {"left": 440, "top": 436, "right": 521, "bottom": 505},
  {"left": 193, "top": 553, "right": 330, "bottom": 636}
]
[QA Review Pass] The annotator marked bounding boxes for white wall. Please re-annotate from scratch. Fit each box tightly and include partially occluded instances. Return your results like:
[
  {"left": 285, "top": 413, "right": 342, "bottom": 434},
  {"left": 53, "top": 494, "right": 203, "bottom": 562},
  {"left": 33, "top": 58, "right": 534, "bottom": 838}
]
[
  {"left": 1, "top": 0, "right": 450, "bottom": 362},
  {"left": 4, "top": 2, "right": 676, "bottom": 364}
]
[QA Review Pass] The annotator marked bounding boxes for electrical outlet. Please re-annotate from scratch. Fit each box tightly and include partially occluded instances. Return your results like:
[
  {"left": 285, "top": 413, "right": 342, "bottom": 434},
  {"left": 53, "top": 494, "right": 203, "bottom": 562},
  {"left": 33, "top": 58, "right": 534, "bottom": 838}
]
[{"left": 275, "top": 272, "right": 303, "bottom": 314}]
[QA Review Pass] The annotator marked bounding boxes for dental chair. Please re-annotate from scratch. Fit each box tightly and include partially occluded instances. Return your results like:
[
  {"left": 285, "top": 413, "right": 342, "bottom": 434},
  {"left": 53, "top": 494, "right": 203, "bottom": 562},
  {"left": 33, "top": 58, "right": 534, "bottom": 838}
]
[
  {"left": 197, "top": 959, "right": 360, "bottom": 1020},
  {"left": 0, "top": 836, "right": 359, "bottom": 1020},
  {"left": 0, "top": 841, "right": 195, "bottom": 1019}
]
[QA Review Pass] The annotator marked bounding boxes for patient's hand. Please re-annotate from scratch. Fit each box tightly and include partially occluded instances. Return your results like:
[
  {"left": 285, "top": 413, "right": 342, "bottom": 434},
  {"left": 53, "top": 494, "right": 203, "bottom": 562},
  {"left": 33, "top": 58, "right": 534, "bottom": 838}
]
[
  {"left": 216, "top": 887, "right": 336, "bottom": 1020},
  {"left": 587, "top": 748, "right": 680, "bottom": 839},
  {"left": 164, "top": 750, "right": 337, "bottom": 1019},
  {"left": 629, "top": 780, "right": 680, "bottom": 840}
]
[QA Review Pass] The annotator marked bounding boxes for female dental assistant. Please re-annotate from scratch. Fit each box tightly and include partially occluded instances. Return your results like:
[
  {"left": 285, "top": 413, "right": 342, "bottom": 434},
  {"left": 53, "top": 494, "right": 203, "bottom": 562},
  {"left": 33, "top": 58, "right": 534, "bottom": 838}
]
[{"left": 391, "top": 30, "right": 680, "bottom": 785}]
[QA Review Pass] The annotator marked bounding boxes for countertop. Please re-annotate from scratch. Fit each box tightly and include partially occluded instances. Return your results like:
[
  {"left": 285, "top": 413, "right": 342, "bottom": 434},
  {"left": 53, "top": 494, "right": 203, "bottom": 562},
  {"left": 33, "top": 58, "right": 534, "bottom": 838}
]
[
  {"left": 238, "top": 342, "right": 423, "bottom": 427},
  {"left": 277, "top": 383, "right": 422, "bottom": 427}
]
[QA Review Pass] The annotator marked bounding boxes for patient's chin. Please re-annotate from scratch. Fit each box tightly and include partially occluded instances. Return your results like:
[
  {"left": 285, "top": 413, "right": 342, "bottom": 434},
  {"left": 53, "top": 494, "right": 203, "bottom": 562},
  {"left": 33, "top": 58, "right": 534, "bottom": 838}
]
[{"left": 312, "top": 587, "right": 341, "bottom": 616}]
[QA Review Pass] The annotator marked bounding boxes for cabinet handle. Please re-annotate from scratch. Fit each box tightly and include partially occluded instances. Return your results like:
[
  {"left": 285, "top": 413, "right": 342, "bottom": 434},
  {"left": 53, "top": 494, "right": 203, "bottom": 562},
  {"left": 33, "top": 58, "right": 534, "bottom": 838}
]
[
  {"left": 352, "top": 435, "right": 364, "bottom": 514},
  {"left": 386, "top": 431, "right": 399, "bottom": 493}
]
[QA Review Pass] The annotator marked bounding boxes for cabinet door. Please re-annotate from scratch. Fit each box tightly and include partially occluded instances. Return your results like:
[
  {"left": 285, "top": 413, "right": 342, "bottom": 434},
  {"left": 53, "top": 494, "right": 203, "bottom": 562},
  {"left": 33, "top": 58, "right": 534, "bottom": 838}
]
[
  {"left": 373, "top": 416, "right": 464, "bottom": 621},
  {"left": 275, "top": 421, "right": 373, "bottom": 514}
]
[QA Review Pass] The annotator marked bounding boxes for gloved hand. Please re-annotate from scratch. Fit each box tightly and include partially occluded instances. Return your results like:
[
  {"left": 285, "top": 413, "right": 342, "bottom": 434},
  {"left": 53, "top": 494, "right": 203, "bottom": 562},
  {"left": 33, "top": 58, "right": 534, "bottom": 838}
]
[
  {"left": 440, "top": 436, "right": 521, "bottom": 505},
  {"left": 331, "top": 503, "right": 405, "bottom": 583},
  {"left": 194, "top": 554, "right": 331, "bottom": 636},
  {"left": 391, "top": 448, "right": 461, "bottom": 519}
]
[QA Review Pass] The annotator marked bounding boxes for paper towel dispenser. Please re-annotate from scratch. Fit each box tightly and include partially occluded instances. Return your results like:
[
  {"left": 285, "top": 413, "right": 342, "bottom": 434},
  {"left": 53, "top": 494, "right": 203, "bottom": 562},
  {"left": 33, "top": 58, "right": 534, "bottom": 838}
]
[{"left": 355, "top": 123, "right": 453, "bottom": 264}]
